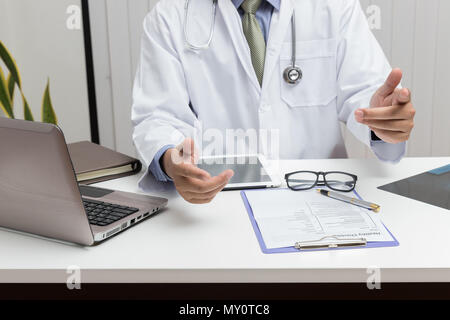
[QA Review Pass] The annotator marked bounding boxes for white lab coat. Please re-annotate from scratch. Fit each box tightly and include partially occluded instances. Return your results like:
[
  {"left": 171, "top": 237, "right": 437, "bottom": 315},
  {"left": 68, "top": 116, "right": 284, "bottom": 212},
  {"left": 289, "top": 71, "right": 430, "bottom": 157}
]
[{"left": 132, "top": 0, "right": 405, "bottom": 175}]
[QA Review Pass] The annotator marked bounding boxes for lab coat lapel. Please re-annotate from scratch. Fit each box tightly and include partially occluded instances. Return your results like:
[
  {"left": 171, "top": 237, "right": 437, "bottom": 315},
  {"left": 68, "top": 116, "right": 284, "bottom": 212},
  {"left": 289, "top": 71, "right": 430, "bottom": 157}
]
[
  {"left": 218, "top": 0, "right": 261, "bottom": 93},
  {"left": 262, "top": 0, "right": 294, "bottom": 90}
]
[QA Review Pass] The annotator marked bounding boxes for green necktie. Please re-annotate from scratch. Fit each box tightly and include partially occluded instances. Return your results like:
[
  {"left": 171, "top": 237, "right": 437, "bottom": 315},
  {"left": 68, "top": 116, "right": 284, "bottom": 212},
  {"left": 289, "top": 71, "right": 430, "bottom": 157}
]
[{"left": 241, "top": 0, "right": 266, "bottom": 86}]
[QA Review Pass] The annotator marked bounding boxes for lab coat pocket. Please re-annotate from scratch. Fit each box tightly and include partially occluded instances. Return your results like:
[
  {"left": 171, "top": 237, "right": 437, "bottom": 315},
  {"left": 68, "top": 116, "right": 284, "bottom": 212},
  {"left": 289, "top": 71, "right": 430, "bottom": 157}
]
[{"left": 280, "top": 39, "right": 337, "bottom": 108}]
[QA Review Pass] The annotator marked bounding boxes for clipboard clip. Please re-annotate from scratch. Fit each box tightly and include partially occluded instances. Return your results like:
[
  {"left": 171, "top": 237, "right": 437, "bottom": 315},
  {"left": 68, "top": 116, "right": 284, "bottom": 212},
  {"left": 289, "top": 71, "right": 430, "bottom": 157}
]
[{"left": 294, "top": 236, "right": 367, "bottom": 251}]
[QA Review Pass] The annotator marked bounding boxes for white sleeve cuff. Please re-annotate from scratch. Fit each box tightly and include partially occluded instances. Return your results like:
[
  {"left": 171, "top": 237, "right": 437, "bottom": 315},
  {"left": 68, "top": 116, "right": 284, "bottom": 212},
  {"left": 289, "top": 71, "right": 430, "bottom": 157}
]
[{"left": 370, "top": 140, "right": 406, "bottom": 164}]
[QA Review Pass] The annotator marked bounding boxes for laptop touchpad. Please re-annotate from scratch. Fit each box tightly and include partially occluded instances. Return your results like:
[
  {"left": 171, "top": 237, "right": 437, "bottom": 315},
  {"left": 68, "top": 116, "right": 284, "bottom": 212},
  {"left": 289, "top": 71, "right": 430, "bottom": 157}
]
[{"left": 79, "top": 185, "right": 115, "bottom": 198}]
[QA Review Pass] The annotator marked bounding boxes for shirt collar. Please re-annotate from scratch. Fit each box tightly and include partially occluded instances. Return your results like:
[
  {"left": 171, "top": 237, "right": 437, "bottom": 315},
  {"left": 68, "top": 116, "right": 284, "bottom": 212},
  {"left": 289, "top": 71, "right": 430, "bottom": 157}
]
[{"left": 231, "top": 0, "right": 281, "bottom": 11}]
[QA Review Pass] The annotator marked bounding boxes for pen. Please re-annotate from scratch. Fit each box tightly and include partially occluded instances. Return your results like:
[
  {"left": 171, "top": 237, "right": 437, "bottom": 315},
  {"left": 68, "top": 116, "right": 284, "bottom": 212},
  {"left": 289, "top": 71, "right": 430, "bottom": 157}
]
[{"left": 317, "top": 189, "right": 381, "bottom": 213}]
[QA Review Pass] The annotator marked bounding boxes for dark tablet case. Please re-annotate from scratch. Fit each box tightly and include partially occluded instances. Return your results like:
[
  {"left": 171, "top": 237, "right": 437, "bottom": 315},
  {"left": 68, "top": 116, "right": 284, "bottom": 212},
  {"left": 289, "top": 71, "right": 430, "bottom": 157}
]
[{"left": 378, "top": 164, "right": 450, "bottom": 210}]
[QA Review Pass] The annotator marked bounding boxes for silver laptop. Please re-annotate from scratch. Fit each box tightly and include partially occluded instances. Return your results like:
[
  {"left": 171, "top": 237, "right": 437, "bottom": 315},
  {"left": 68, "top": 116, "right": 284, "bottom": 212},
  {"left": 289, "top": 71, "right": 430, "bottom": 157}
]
[{"left": 0, "top": 117, "right": 168, "bottom": 246}]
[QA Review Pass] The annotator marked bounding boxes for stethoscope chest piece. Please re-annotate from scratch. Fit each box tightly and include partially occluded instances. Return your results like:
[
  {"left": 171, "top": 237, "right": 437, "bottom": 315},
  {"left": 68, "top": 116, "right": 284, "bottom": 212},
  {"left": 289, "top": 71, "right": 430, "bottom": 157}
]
[
  {"left": 283, "top": 66, "right": 302, "bottom": 85},
  {"left": 282, "top": 12, "right": 302, "bottom": 85}
]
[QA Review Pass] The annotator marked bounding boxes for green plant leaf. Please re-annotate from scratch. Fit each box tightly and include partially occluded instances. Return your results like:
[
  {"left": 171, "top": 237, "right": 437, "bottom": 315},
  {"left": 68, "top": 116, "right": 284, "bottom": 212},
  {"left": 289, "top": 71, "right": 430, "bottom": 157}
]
[
  {"left": 41, "top": 79, "right": 57, "bottom": 124},
  {"left": 7, "top": 73, "right": 15, "bottom": 104},
  {"left": 0, "top": 40, "right": 22, "bottom": 89},
  {"left": 0, "top": 67, "right": 14, "bottom": 118},
  {"left": 22, "top": 91, "right": 34, "bottom": 121}
]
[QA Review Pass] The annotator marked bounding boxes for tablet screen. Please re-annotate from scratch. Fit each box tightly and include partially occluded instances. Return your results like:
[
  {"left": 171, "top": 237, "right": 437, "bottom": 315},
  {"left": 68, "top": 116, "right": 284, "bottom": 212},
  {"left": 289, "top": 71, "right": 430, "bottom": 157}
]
[{"left": 197, "top": 156, "right": 272, "bottom": 184}]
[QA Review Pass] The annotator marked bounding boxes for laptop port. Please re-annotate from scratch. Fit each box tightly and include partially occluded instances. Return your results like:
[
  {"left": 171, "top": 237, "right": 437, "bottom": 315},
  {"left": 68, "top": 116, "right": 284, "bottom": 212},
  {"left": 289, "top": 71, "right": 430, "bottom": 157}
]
[
  {"left": 130, "top": 218, "right": 136, "bottom": 225},
  {"left": 143, "top": 212, "right": 150, "bottom": 218}
]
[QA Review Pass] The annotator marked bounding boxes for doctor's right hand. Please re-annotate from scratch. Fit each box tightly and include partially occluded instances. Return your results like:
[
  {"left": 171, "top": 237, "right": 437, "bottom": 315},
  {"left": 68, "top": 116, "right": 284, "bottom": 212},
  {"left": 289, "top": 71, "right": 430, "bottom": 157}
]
[{"left": 161, "top": 138, "right": 234, "bottom": 204}]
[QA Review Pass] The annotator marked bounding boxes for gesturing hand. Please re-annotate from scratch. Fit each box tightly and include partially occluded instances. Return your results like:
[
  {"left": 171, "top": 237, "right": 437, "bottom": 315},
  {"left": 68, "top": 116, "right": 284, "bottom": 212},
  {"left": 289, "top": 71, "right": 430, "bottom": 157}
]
[
  {"left": 355, "top": 68, "right": 416, "bottom": 144},
  {"left": 162, "top": 138, "right": 234, "bottom": 204}
]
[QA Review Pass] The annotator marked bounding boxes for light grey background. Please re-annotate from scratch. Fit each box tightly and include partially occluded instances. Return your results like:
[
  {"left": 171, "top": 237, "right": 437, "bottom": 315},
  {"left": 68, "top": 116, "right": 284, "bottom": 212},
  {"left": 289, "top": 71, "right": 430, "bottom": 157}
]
[{"left": 0, "top": 0, "right": 91, "bottom": 143}]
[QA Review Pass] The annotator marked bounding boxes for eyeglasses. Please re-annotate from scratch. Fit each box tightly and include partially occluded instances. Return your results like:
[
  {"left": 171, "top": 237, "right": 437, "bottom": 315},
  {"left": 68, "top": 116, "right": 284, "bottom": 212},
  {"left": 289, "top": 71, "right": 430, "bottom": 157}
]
[{"left": 285, "top": 171, "right": 358, "bottom": 192}]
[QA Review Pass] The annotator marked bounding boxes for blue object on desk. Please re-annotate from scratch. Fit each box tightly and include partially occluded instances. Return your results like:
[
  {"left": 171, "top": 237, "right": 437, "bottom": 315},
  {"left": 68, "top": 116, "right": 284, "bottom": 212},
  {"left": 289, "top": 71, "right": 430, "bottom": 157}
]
[
  {"left": 240, "top": 189, "right": 399, "bottom": 254},
  {"left": 429, "top": 164, "right": 450, "bottom": 175}
]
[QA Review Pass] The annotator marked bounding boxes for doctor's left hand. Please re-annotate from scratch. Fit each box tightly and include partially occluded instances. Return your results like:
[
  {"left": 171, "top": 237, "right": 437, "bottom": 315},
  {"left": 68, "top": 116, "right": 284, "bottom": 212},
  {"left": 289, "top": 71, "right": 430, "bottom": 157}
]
[{"left": 355, "top": 68, "right": 416, "bottom": 144}]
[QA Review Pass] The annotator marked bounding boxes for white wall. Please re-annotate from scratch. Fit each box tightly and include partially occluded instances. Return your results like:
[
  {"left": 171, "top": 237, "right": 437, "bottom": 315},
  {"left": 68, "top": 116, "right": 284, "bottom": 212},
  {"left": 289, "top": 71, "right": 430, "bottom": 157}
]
[
  {"left": 91, "top": 0, "right": 450, "bottom": 157},
  {"left": 0, "top": 0, "right": 91, "bottom": 143},
  {"left": 90, "top": 0, "right": 159, "bottom": 155},
  {"left": 344, "top": 0, "right": 450, "bottom": 158}
]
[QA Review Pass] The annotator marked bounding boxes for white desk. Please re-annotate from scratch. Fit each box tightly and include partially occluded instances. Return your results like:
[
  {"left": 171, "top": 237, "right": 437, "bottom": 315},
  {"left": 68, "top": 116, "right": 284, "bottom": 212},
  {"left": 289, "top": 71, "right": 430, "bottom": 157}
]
[{"left": 1, "top": 157, "right": 449, "bottom": 283}]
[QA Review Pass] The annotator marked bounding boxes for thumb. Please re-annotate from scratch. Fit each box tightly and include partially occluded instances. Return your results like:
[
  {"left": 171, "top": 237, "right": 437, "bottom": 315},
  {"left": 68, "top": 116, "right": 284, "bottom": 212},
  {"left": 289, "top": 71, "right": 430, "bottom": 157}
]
[
  {"left": 176, "top": 138, "right": 197, "bottom": 163},
  {"left": 393, "top": 88, "right": 411, "bottom": 105},
  {"left": 376, "top": 68, "right": 403, "bottom": 99},
  {"left": 220, "top": 169, "right": 234, "bottom": 180}
]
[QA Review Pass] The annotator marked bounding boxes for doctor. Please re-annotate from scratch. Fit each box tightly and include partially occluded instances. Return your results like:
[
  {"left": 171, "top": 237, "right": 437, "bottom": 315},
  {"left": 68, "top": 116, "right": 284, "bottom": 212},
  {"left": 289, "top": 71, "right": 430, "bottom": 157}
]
[{"left": 132, "top": 0, "right": 416, "bottom": 203}]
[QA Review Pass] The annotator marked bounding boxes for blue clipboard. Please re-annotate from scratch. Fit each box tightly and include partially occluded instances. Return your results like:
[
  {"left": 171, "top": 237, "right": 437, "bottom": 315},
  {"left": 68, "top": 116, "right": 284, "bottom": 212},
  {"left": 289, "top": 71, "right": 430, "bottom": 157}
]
[{"left": 240, "top": 189, "right": 399, "bottom": 254}]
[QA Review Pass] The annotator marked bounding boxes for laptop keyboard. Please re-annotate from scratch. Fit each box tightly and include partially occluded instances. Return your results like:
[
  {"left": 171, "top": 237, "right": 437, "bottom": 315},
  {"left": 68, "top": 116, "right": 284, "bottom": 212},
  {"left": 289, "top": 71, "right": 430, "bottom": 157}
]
[{"left": 82, "top": 198, "right": 139, "bottom": 226}]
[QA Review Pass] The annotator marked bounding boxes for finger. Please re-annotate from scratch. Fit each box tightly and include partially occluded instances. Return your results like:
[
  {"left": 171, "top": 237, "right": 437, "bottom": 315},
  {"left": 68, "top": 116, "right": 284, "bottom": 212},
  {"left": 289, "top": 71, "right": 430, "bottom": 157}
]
[
  {"left": 175, "top": 137, "right": 199, "bottom": 163},
  {"left": 376, "top": 68, "right": 403, "bottom": 99},
  {"left": 183, "top": 169, "right": 234, "bottom": 193},
  {"left": 393, "top": 88, "right": 411, "bottom": 105},
  {"left": 180, "top": 138, "right": 196, "bottom": 156},
  {"left": 175, "top": 138, "right": 193, "bottom": 152},
  {"left": 174, "top": 162, "right": 211, "bottom": 180},
  {"left": 179, "top": 191, "right": 211, "bottom": 204},
  {"left": 370, "top": 128, "right": 410, "bottom": 144},
  {"left": 363, "top": 119, "right": 413, "bottom": 133},
  {"left": 185, "top": 198, "right": 215, "bottom": 204},
  {"left": 356, "top": 105, "right": 408, "bottom": 121},
  {"left": 182, "top": 181, "right": 229, "bottom": 201}
]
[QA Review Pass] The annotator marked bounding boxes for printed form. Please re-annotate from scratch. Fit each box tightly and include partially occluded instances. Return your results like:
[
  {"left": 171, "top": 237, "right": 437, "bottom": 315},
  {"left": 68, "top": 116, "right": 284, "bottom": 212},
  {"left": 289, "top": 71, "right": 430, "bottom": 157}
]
[{"left": 245, "top": 189, "right": 394, "bottom": 249}]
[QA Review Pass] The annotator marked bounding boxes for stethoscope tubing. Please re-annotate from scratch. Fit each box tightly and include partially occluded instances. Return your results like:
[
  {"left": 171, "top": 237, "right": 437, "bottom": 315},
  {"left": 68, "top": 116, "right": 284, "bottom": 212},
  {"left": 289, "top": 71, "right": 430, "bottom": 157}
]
[
  {"left": 183, "top": 0, "right": 301, "bottom": 84},
  {"left": 184, "top": 0, "right": 218, "bottom": 50},
  {"left": 290, "top": 11, "right": 296, "bottom": 68}
]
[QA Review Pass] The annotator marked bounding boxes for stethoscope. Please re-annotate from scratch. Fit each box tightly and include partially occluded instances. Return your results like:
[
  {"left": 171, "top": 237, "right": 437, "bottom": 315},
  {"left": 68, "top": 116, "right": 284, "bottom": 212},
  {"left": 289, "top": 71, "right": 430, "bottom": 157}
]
[{"left": 183, "top": 0, "right": 302, "bottom": 85}]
